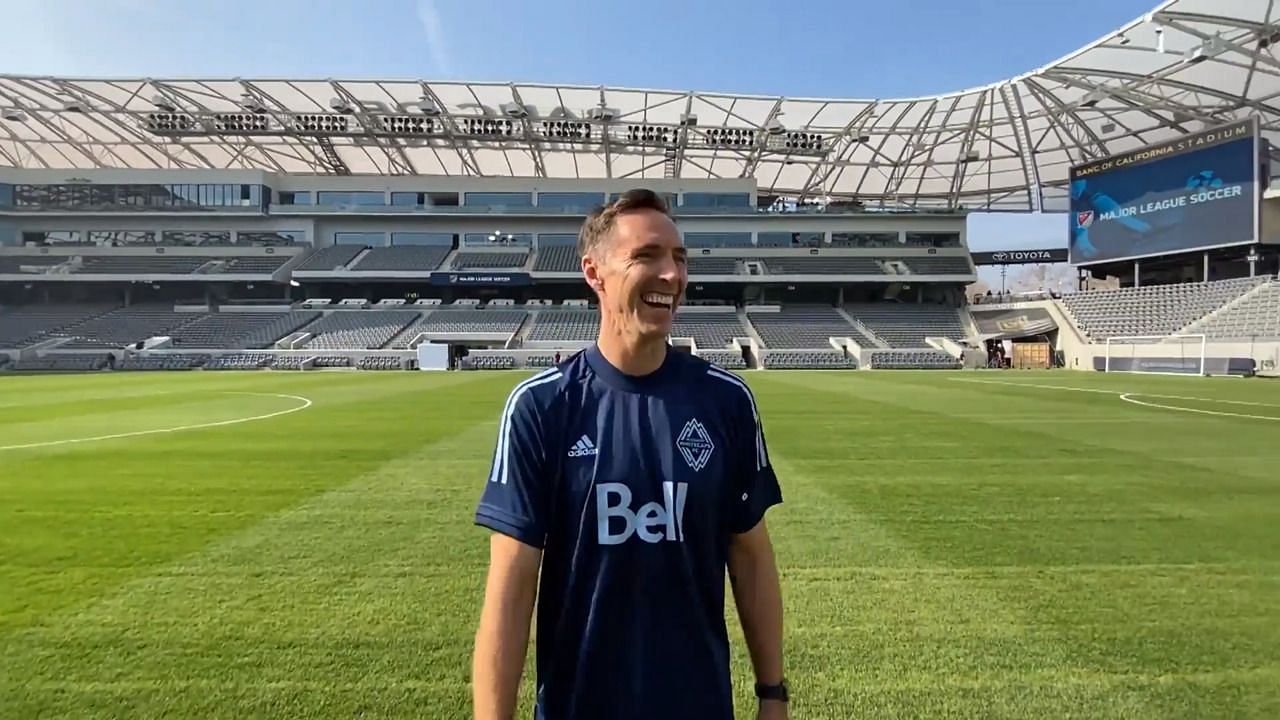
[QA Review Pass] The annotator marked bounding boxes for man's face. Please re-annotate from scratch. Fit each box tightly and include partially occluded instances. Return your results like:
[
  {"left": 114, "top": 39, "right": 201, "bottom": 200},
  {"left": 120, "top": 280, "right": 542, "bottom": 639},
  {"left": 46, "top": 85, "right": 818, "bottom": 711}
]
[{"left": 584, "top": 208, "right": 688, "bottom": 342}]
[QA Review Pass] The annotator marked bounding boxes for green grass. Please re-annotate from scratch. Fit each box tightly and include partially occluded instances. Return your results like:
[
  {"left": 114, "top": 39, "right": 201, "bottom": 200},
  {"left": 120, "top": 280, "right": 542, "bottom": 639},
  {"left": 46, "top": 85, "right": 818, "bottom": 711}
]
[{"left": 1, "top": 369, "right": 1278, "bottom": 718}]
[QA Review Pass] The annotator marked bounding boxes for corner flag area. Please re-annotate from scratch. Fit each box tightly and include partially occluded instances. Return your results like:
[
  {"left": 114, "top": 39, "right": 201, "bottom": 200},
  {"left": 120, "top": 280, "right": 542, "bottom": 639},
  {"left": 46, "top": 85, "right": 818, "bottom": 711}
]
[{"left": 2, "top": 370, "right": 1277, "bottom": 718}]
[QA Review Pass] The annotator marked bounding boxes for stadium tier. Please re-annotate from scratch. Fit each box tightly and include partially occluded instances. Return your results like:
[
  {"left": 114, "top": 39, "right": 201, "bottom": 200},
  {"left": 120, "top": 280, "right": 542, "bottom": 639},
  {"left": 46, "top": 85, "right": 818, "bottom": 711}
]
[
  {"left": 747, "top": 306, "right": 859, "bottom": 349},
  {"left": 1059, "top": 277, "right": 1267, "bottom": 340},
  {"left": 351, "top": 246, "right": 450, "bottom": 272},
  {"left": 845, "top": 303, "right": 968, "bottom": 348},
  {"left": 300, "top": 311, "right": 421, "bottom": 350},
  {"left": 1188, "top": 281, "right": 1280, "bottom": 340}
]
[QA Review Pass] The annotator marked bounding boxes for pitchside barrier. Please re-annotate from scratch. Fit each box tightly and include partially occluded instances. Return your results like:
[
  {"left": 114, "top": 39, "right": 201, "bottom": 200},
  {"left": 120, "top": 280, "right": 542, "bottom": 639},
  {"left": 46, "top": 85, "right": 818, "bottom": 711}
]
[{"left": 1095, "top": 334, "right": 1256, "bottom": 376}]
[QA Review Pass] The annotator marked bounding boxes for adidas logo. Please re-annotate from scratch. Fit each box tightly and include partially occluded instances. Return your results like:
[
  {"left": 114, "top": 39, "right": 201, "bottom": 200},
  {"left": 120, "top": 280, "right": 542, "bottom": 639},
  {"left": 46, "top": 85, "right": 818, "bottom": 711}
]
[{"left": 567, "top": 435, "right": 598, "bottom": 458}]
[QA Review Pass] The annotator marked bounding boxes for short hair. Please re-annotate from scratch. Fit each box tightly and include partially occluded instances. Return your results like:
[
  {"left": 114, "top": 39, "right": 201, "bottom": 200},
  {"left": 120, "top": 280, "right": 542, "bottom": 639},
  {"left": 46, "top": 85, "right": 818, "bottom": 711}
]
[{"left": 577, "top": 188, "right": 672, "bottom": 260}]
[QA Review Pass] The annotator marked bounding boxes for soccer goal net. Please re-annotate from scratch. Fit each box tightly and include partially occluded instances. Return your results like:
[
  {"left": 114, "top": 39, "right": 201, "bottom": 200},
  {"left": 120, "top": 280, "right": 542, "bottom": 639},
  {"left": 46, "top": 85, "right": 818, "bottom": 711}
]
[{"left": 1103, "top": 334, "right": 1208, "bottom": 376}]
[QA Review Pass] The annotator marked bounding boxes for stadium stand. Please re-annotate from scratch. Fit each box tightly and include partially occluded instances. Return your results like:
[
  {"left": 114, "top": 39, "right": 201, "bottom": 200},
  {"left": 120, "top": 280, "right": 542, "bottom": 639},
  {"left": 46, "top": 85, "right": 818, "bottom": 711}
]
[
  {"left": 762, "top": 350, "right": 857, "bottom": 369},
  {"left": 312, "top": 356, "right": 352, "bottom": 368},
  {"left": 697, "top": 349, "right": 748, "bottom": 369},
  {"left": 76, "top": 256, "right": 216, "bottom": 274},
  {"left": 204, "top": 353, "right": 274, "bottom": 370},
  {"left": 117, "top": 354, "right": 209, "bottom": 370},
  {"left": 352, "top": 246, "right": 450, "bottom": 271},
  {"left": 687, "top": 257, "right": 740, "bottom": 274},
  {"left": 51, "top": 306, "right": 202, "bottom": 348},
  {"left": 669, "top": 311, "right": 746, "bottom": 349},
  {"left": 528, "top": 309, "right": 599, "bottom": 342},
  {"left": 765, "top": 257, "right": 883, "bottom": 275},
  {"left": 898, "top": 257, "right": 972, "bottom": 274},
  {"left": 214, "top": 256, "right": 290, "bottom": 273},
  {"left": 295, "top": 245, "right": 364, "bottom": 271},
  {"left": 0, "top": 256, "right": 65, "bottom": 273},
  {"left": 301, "top": 311, "right": 420, "bottom": 349},
  {"left": 1059, "top": 277, "right": 1267, "bottom": 339},
  {"left": 0, "top": 304, "right": 116, "bottom": 347},
  {"left": 273, "top": 355, "right": 308, "bottom": 370},
  {"left": 468, "top": 354, "right": 517, "bottom": 370},
  {"left": 359, "top": 355, "right": 404, "bottom": 370},
  {"left": 168, "top": 311, "right": 319, "bottom": 349},
  {"left": 846, "top": 303, "right": 968, "bottom": 348},
  {"left": 13, "top": 353, "right": 111, "bottom": 371},
  {"left": 533, "top": 245, "right": 578, "bottom": 272},
  {"left": 748, "top": 306, "right": 858, "bottom": 348},
  {"left": 416, "top": 309, "right": 527, "bottom": 335},
  {"left": 452, "top": 251, "right": 528, "bottom": 269},
  {"left": 1187, "top": 281, "right": 1280, "bottom": 339},
  {"left": 868, "top": 349, "right": 962, "bottom": 369},
  {"left": 526, "top": 353, "right": 559, "bottom": 368}
]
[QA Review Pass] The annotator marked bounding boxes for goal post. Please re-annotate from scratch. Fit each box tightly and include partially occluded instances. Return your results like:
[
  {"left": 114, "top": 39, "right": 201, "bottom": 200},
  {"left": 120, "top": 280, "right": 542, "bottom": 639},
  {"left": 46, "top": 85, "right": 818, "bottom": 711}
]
[{"left": 1103, "top": 334, "right": 1208, "bottom": 376}]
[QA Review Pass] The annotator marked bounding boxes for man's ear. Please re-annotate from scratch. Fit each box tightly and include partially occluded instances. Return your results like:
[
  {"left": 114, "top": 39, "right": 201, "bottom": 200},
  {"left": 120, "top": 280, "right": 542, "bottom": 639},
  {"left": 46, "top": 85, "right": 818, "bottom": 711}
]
[{"left": 582, "top": 253, "right": 604, "bottom": 294}]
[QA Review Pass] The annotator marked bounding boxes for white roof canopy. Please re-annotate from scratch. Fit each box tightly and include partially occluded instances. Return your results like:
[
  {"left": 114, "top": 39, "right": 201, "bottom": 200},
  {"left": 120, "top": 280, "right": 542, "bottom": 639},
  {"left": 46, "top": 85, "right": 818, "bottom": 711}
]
[{"left": 0, "top": 0, "right": 1276, "bottom": 212}]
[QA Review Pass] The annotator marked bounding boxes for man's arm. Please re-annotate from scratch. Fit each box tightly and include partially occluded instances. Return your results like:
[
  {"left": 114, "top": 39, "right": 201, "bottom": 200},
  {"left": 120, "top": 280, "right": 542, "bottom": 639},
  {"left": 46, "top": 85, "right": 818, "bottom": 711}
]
[
  {"left": 729, "top": 518, "right": 786, "bottom": 711},
  {"left": 473, "top": 533, "right": 542, "bottom": 720}
]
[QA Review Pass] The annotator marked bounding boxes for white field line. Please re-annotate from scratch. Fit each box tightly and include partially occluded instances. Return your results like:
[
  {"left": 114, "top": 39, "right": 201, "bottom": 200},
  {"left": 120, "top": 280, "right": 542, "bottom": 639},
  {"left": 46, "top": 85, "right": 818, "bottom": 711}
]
[
  {"left": 0, "top": 392, "right": 313, "bottom": 451},
  {"left": 1118, "top": 393, "right": 1280, "bottom": 422},
  {"left": 949, "top": 377, "right": 1280, "bottom": 408}
]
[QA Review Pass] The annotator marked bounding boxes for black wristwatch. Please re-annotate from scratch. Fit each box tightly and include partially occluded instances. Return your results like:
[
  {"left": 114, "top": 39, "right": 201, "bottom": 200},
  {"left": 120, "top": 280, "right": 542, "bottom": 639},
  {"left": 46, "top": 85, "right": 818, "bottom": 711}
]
[{"left": 755, "top": 678, "right": 789, "bottom": 702}]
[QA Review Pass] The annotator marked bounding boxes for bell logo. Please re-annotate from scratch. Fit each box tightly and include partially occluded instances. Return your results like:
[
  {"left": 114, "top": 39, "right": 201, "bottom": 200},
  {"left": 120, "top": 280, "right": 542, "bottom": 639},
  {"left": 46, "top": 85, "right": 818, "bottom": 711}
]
[{"left": 596, "top": 482, "right": 687, "bottom": 545}]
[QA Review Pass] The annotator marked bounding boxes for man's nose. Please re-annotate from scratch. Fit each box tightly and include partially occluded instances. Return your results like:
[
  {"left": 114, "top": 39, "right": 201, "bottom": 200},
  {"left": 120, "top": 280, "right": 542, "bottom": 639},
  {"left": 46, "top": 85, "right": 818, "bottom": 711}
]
[{"left": 656, "top": 254, "right": 684, "bottom": 283}]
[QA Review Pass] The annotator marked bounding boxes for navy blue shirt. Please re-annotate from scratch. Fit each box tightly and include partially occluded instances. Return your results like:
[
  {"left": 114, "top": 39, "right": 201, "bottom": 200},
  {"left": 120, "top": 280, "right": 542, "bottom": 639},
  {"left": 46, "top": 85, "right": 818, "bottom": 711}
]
[{"left": 475, "top": 345, "right": 782, "bottom": 720}]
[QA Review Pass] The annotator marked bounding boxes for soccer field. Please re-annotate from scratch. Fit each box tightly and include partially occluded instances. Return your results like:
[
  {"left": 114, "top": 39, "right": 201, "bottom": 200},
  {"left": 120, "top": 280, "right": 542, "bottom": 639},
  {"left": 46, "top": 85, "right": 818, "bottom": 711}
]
[{"left": 1, "top": 369, "right": 1278, "bottom": 719}]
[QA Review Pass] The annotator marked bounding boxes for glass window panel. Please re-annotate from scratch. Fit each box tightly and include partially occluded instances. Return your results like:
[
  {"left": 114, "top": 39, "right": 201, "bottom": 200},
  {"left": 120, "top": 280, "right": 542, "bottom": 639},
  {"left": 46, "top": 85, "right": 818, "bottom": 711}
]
[
  {"left": 317, "top": 191, "right": 386, "bottom": 206},
  {"left": 22, "top": 230, "right": 83, "bottom": 245},
  {"left": 830, "top": 232, "right": 899, "bottom": 248},
  {"left": 464, "top": 232, "right": 532, "bottom": 246},
  {"left": 334, "top": 231, "right": 386, "bottom": 246},
  {"left": 162, "top": 231, "right": 232, "bottom": 246},
  {"left": 239, "top": 231, "right": 306, "bottom": 246},
  {"left": 904, "top": 232, "right": 961, "bottom": 248},
  {"left": 391, "top": 192, "right": 423, "bottom": 206},
  {"left": 87, "top": 231, "right": 156, "bottom": 246},
  {"left": 463, "top": 192, "right": 533, "bottom": 207},
  {"left": 681, "top": 192, "right": 751, "bottom": 208},
  {"left": 537, "top": 192, "right": 605, "bottom": 209},
  {"left": 537, "top": 233, "right": 578, "bottom": 247},
  {"left": 683, "top": 232, "right": 752, "bottom": 248},
  {"left": 0, "top": 184, "right": 14, "bottom": 206},
  {"left": 757, "top": 232, "right": 822, "bottom": 248},
  {"left": 391, "top": 232, "right": 453, "bottom": 246}
]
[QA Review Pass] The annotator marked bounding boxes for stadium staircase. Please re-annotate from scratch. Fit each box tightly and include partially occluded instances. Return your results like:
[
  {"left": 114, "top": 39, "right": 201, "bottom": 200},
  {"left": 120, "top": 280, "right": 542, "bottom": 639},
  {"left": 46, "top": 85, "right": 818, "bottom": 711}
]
[
  {"left": 346, "top": 247, "right": 374, "bottom": 270},
  {"left": 735, "top": 307, "right": 767, "bottom": 368},
  {"left": 835, "top": 307, "right": 889, "bottom": 348}
]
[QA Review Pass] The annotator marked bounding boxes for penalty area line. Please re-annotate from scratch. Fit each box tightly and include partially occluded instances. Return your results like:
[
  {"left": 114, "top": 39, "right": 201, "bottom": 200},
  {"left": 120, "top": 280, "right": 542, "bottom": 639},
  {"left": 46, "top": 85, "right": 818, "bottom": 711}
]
[
  {"left": 1118, "top": 393, "right": 1280, "bottom": 422},
  {"left": 0, "top": 391, "right": 313, "bottom": 451},
  {"left": 949, "top": 377, "right": 1280, "bottom": 408}
]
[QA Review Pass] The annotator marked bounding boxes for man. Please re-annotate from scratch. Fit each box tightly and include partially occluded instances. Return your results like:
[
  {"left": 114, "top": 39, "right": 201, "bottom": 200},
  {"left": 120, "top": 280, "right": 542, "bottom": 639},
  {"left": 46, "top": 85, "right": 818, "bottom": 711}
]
[{"left": 472, "top": 189, "right": 788, "bottom": 720}]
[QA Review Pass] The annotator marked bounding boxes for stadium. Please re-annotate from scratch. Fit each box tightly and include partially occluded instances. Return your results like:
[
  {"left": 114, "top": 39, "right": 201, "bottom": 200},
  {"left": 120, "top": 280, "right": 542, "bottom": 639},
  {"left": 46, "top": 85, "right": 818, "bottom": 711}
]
[{"left": 2, "top": 0, "right": 1279, "bottom": 718}]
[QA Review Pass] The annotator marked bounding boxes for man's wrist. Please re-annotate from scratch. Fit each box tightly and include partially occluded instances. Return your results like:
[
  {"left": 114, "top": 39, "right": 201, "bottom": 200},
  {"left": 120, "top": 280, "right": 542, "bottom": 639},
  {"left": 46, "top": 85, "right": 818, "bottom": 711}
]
[{"left": 754, "top": 677, "right": 788, "bottom": 702}]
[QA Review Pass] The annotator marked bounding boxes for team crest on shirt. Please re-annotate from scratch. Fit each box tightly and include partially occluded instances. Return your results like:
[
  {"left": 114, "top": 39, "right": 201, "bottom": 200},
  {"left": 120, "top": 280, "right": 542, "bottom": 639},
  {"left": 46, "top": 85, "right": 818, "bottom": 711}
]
[{"left": 676, "top": 418, "right": 715, "bottom": 472}]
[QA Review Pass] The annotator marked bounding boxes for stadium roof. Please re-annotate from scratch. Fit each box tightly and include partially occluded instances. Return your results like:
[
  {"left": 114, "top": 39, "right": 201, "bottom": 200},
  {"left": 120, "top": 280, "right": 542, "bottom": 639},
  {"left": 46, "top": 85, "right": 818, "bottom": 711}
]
[{"left": 0, "top": 0, "right": 1276, "bottom": 213}]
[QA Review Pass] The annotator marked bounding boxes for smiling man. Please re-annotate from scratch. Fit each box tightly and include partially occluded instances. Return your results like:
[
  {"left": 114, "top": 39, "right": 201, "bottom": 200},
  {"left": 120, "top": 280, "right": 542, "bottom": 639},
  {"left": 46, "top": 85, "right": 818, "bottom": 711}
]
[{"left": 472, "top": 189, "right": 789, "bottom": 720}]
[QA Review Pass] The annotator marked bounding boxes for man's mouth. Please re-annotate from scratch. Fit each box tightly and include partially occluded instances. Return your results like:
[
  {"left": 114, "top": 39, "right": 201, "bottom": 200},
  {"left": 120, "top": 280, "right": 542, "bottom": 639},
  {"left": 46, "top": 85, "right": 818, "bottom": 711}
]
[{"left": 641, "top": 292, "right": 675, "bottom": 310}]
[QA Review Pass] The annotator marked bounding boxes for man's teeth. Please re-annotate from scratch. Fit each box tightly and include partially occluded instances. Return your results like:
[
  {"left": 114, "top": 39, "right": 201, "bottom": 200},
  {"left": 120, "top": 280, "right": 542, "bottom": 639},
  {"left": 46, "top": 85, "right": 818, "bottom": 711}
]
[{"left": 643, "top": 293, "right": 673, "bottom": 306}]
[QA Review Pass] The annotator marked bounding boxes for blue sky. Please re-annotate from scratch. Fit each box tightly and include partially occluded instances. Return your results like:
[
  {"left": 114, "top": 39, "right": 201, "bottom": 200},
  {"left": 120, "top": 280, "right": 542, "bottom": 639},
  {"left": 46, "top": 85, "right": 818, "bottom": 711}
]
[{"left": 5, "top": 0, "right": 1157, "bottom": 262}]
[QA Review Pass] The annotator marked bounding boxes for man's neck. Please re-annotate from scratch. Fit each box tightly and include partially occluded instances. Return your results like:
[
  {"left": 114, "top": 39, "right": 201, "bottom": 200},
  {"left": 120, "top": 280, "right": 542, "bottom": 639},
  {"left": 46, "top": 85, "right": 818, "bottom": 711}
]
[{"left": 596, "top": 326, "right": 667, "bottom": 377}]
